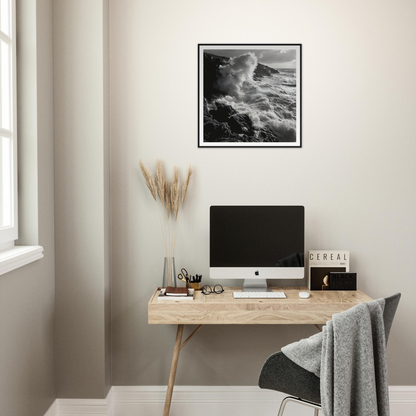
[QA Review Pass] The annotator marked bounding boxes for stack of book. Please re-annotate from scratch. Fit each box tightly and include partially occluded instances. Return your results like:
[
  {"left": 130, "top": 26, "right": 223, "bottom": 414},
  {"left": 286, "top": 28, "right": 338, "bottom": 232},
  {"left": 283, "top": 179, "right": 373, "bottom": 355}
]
[{"left": 157, "top": 286, "right": 195, "bottom": 301}]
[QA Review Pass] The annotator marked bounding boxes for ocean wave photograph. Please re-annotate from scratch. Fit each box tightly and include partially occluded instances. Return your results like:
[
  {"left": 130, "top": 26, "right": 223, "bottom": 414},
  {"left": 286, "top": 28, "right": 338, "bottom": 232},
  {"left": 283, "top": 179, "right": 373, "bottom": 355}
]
[{"left": 198, "top": 44, "right": 301, "bottom": 148}]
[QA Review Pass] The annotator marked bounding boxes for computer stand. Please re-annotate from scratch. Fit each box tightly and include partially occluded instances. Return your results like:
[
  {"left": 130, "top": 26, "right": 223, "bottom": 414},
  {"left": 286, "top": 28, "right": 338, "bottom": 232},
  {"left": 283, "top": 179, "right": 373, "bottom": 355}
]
[{"left": 242, "top": 278, "right": 270, "bottom": 292}]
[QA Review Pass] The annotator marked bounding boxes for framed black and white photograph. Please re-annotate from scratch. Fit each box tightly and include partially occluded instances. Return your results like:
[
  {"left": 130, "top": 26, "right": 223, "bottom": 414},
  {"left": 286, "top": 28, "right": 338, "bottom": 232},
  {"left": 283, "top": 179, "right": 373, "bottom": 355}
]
[{"left": 198, "top": 44, "right": 302, "bottom": 148}]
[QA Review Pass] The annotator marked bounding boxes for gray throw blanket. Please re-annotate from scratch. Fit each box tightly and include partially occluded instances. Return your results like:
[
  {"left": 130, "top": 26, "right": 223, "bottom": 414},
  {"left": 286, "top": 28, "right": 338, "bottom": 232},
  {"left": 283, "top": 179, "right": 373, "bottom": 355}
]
[{"left": 282, "top": 299, "right": 389, "bottom": 416}]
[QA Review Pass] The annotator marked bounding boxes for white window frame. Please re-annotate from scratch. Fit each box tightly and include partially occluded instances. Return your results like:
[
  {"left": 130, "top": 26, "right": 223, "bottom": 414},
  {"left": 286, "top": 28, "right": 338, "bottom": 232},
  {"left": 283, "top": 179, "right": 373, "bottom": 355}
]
[
  {"left": 0, "top": 0, "right": 43, "bottom": 274},
  {"left": 0, "top": 0, "right": 17, "bottom": 247}
]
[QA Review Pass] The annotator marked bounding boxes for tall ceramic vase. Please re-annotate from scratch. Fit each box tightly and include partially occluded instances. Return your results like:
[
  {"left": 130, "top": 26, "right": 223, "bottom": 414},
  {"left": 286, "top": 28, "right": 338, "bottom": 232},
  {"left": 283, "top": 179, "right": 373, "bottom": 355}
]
[{"left": 162, "top": 257, "right": 176, "bottom": 288}]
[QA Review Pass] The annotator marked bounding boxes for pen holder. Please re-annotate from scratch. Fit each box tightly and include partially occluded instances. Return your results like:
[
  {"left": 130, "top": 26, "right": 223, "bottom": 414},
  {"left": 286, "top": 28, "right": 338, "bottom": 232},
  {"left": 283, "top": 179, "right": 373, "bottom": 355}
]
[{"left": 187, "top": 282, "right": 201, "bottom": 290}]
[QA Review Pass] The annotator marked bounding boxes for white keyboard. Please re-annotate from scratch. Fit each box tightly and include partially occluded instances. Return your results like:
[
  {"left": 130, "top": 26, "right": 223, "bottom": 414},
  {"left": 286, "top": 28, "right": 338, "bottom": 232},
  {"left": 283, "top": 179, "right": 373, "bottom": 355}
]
[{"left": 233, "top": 291, "right": 286, "bottom": 299}]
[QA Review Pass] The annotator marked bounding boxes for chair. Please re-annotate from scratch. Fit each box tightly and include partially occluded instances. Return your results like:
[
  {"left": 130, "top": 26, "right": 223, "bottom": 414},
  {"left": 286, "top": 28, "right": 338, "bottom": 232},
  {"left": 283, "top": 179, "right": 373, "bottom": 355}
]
[{"left": 258, "top": 293, "right": 401, "bottom": 416}]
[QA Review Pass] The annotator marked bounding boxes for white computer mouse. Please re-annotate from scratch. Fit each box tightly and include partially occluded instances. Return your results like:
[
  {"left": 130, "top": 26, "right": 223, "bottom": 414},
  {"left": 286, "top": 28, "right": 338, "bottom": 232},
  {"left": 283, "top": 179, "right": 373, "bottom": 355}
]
[{"left": 299, "top": 291, "right": 311, "bottom": 299}]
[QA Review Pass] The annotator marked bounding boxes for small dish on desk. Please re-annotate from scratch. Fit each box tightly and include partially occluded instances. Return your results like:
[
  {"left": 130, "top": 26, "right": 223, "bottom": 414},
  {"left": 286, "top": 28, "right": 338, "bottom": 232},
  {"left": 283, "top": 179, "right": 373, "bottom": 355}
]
[{"left": 299, "top": 291, "right": 311, "bottom": 299}]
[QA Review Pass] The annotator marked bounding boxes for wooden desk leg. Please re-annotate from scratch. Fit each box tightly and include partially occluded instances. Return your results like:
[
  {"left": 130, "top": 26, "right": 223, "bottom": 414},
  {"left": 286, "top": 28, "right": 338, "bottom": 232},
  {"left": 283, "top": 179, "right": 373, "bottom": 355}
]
[{"left": 163, "top": 324, "right": 184, "bottom": 416}]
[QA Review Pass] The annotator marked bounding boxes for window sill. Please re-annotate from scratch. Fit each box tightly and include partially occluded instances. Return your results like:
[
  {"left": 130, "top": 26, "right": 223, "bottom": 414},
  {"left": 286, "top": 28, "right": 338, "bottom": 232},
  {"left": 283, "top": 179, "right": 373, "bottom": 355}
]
[{"left": 0, "top": 245, "right": 44, "bottom": 276}]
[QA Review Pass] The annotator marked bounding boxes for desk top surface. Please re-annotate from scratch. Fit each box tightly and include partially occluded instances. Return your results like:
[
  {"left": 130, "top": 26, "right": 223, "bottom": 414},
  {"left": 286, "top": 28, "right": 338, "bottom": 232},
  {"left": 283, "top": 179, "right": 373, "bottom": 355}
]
[{"left": 148, "top": 286, "right": 372, "bottom": 325}]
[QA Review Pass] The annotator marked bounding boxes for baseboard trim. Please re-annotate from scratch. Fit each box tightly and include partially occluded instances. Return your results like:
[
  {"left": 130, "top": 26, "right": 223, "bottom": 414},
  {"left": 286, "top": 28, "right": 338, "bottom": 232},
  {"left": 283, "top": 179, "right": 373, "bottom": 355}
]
[
  {"left": 54, "top": 389, "right": 114, "bottom": 416},
  {"left": 112, "top": 385, "right": 282, "bottom": 403},
  {"left": 45, "top": 385, "right": 416, "bottom": 416},
  {"left": 389, "top": 385, "right": 416, "bottom": 402}
]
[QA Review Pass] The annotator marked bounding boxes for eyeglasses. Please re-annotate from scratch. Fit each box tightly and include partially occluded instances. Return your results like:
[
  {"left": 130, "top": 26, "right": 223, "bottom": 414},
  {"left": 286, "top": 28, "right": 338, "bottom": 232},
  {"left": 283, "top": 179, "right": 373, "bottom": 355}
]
[{"left": 201, "top": 284, "right": 224, "bottom": 295}]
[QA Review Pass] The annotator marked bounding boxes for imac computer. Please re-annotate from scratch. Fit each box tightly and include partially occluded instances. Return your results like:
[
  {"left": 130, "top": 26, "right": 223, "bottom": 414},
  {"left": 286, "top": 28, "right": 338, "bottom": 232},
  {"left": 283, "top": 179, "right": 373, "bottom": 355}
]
[{"left": 209, "top": 205, "right": 305, "bottom": 292}]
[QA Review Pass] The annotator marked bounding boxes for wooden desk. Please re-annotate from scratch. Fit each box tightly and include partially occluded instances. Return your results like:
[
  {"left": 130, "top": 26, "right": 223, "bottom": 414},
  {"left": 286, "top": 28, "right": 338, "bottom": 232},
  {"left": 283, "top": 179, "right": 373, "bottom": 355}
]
[{"left": 148, "top": 286, "right": 372, "bottom": 416}]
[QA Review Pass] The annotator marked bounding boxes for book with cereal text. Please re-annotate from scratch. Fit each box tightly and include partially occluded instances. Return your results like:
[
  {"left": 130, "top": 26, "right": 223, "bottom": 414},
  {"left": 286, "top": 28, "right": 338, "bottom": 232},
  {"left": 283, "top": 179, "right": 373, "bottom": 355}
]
[{"left": 308, "top": 251, "right": 349, "bottom": 290}]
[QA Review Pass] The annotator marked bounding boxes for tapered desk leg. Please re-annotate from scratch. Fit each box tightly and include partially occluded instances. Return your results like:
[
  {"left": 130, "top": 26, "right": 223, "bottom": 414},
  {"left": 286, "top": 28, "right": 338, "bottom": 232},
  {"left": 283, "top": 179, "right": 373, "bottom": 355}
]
[{"left": 163, "top": 324, "right": 184, "bottom": 416}]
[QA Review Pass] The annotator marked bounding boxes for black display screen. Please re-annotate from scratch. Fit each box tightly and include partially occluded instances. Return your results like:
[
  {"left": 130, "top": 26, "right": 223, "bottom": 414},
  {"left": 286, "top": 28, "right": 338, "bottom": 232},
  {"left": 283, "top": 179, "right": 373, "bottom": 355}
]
[{"left": 210, "top": 206, "right": 304, "bottom": 267}]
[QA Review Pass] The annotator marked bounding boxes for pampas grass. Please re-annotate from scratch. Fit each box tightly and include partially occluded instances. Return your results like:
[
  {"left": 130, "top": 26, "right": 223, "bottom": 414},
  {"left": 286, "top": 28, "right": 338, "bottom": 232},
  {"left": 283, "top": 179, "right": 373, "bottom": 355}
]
[
  {"left": 171, "top": 167, "right": 180, "bottom": 221},
  {"left": 139, "top": 160, "right": 157, "bottom": 201},
  {"left": 139, "top": 159, "right": 193, "bottom": 286},
  {"left": 163, "top": 180, "right": 170, "bottom": 219},
  {"left": 156, "top": 159, "right": 165, "bottom": 203},
  {"left": 182, "top": 164, "right": 193, "bottom": 205}
]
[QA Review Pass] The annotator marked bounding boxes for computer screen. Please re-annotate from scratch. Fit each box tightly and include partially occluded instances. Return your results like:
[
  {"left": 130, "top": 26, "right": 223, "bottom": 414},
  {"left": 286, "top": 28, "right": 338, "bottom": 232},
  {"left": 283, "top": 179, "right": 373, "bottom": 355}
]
[{"left": 209, "top": 205, "right": 305, "bottom": 290}]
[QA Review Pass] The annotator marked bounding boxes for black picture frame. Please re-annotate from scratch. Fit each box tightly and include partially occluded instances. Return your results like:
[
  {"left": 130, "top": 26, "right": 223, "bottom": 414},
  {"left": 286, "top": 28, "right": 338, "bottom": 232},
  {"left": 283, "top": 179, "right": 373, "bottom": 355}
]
[{"left": 198, "top": 44, "right": 302, "bottom": 148}]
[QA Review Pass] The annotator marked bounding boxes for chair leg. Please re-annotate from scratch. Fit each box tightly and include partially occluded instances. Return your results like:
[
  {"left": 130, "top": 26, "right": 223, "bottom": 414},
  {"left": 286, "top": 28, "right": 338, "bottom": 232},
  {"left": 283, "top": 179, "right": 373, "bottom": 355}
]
[
  {"left": 277, "top": 396, "right": 321, "bottom": 416},
  {"left": 277, "top": 397, "right": 292, "bottom": 416}
]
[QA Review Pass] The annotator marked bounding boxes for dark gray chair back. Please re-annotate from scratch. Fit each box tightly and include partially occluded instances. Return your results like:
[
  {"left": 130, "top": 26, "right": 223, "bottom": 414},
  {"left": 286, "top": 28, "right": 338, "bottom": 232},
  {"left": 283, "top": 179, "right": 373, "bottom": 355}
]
[{"left": 383, "top": 293, "right": 401, "bottom": 344}]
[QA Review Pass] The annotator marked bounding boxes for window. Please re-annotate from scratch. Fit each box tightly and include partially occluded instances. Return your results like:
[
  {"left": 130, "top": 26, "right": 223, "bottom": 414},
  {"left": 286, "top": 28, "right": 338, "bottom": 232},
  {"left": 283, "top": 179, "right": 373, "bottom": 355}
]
[
  {"left": 0, "top": 0, "right": 43, "bottom": 273},
  {"left": 0, "top": 0, "right": 17, "bottom": 247}
]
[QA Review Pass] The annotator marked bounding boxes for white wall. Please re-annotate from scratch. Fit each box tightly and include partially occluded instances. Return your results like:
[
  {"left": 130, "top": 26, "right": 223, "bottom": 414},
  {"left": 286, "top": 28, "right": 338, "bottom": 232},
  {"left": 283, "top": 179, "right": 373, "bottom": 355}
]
[{"left": 110, "top": 0, "right": 416, "bottom": 386}]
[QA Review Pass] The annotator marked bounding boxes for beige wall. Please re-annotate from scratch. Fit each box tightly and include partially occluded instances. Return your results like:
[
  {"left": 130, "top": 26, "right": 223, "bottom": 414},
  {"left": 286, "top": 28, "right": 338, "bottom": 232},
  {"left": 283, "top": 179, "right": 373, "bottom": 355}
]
[
  {"left": 0, "top": 0, "right": 56, "bottom": 415},
  {"left": 54, "top": 0, "right": 111, "bottom": 399},
  {"left": 2, "top": 1, "right": 415, "bottom": 412},
  {"left": 110, "top": 0, "right": 416, "bottom": 386}
]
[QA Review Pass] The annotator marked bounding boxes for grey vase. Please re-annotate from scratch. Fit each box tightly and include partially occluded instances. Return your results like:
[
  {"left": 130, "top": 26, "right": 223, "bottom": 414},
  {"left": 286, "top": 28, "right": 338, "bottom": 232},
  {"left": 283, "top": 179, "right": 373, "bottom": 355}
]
[{"left": 162, "top": 257, "right": 176, "bottom": 288}]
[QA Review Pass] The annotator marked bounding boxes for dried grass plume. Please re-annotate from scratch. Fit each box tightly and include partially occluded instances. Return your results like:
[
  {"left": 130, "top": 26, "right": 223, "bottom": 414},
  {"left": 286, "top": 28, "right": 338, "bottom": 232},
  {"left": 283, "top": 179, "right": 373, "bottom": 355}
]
[
  {"left": 139, "top": 160, "right": 156, "bottom": 201},
  {"left": 155, "top": 159, "right": 165, "bottom": 203},
  {"left": 163, "top": 180, "right": 170, "bottom": 219},
  {"left": 182, "top": 164, "right": 193, "bottom": 205},
  {"left": 171, "top": 167, "right": 180, "bottom": 220}
]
